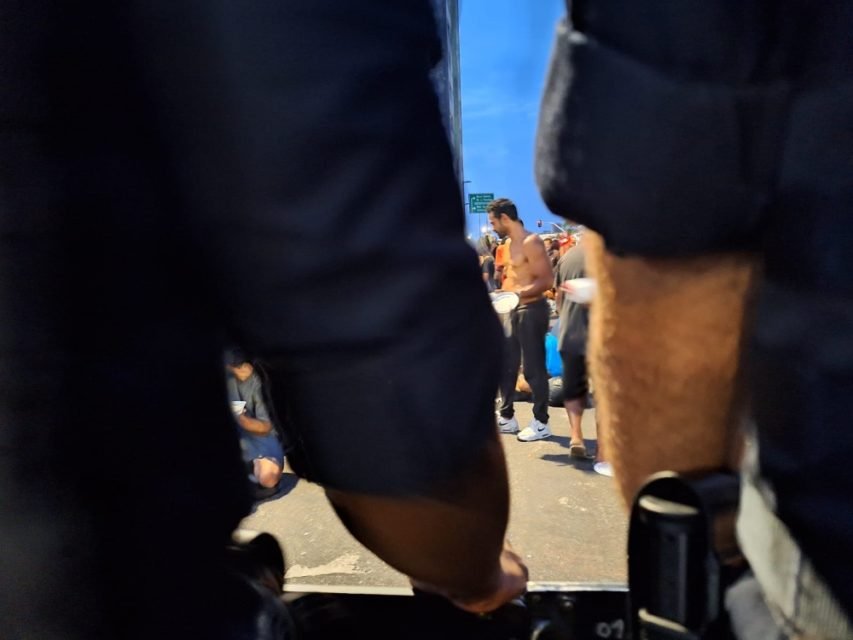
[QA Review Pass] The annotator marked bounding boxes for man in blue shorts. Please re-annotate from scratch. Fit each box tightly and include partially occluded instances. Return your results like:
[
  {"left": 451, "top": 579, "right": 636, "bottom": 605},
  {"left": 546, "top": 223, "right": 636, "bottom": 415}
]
[{"left": 227, "top": 354, "right": 284, "bottom": 496}]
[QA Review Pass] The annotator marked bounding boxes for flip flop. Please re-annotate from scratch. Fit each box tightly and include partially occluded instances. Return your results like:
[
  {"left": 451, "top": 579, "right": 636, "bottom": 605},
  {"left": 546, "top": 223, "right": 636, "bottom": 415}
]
[{"left": 569, "top": 441, "right": 587, "bottom": 458}]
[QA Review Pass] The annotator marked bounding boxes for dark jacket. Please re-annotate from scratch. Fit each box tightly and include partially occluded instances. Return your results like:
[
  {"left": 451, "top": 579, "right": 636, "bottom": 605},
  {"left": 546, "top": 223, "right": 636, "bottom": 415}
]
[{"left": 1, "top": 1, "right": 498, "bottom": 638}]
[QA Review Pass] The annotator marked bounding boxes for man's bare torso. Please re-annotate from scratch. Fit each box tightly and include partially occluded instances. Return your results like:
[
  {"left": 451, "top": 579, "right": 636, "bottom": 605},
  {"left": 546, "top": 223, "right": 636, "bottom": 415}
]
[{"left": 503, "top": 232, "right": 544, "bottom": 305}]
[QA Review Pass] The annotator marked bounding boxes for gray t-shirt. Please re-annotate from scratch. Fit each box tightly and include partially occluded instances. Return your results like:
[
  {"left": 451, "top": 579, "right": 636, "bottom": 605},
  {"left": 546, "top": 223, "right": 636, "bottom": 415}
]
[
  {"left": 555, "top": 244, "right": 588, "bottom": 355},
  {"left": 227, "top": 372, "right": 270, "bottom": 422}
]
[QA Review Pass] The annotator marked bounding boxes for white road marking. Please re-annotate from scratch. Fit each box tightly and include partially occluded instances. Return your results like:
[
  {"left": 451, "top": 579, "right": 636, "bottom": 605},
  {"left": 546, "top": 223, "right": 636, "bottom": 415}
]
[{"left": 285, "top": 553, "right": 362, "bottom": 578}]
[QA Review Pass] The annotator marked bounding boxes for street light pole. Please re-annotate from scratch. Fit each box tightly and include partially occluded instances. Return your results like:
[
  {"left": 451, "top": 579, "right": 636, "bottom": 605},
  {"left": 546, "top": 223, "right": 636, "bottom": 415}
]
[{"left": 462, "top": 179, "right": 472, "bottom": 237}]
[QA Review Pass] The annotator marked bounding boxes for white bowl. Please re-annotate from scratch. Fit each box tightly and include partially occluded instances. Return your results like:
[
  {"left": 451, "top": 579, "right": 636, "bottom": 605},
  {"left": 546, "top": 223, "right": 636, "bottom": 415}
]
[
  {"left": 490, "top": 291, "right": 520, "bottom": 314},
  {"left": 560, "top": 278, "right": 597, "bottom": 304}
]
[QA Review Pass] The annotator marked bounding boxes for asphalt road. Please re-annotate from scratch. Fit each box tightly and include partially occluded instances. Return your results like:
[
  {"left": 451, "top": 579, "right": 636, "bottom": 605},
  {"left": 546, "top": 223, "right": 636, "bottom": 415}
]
[{"left": 241, "top": 403, "right": 628, "bottom": 590}]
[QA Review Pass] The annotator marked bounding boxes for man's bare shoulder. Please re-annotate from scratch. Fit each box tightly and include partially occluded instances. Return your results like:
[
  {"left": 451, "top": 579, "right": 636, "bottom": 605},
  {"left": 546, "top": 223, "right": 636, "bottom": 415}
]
[{"left": 522, "top": 232, "right": 547, "bottom": 253}]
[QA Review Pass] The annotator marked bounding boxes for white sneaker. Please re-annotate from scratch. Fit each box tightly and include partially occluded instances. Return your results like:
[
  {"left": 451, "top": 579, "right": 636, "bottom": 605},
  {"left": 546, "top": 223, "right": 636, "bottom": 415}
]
[
  {"left": 497, "top": 416, "right": 519, "bottom": 434},
  {"left": 594, "top": 461, "right": 614, "bottom": 477},
  {"left": 517, "top": 419, "right": 552, "bottom": 442}
]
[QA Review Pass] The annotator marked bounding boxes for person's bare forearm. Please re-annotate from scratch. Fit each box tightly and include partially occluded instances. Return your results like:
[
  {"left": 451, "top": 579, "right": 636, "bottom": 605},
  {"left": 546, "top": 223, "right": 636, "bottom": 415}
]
[
  {"left": 515, "top": 275, "right": 552, "bottom": 298},
  {"left": 324, "top": 434, "right": 514, "bottom": 603},
  {"left": 585, "top": 231, "right": 757, "bottom": 506},
  {"left": 238, "top": 415, "right": 272, "bottom": 435}
]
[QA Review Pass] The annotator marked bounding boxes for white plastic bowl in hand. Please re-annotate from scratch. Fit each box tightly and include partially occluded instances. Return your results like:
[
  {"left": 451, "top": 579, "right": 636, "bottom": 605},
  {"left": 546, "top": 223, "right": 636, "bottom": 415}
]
[
  {"left": 490, "top": 291, "right": 520, "bottom": 314},
  {"left": 490, "top": 291, "right": 520, "bottom": 337},
  {"left": 560, "top": 278, "right": 597, "bottom": 304},
  {"left": 231, "top": 400, "right": 246, "bottom": 416}
]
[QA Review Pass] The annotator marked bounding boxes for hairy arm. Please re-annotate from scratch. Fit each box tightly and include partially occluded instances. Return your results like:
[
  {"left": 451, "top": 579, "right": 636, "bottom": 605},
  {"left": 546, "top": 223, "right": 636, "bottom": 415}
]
[
  {"left": 585, "top": 231, "right": 757, "bottom": 506},
  {"left": 324, "top": 433, "right": 526, "bottom": 612}
]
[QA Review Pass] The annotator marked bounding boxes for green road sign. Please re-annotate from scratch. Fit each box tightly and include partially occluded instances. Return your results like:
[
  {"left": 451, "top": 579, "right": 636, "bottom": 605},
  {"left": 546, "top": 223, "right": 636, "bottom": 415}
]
[{"left": 468, "top": 192, "right": 494, "bottom": 214}]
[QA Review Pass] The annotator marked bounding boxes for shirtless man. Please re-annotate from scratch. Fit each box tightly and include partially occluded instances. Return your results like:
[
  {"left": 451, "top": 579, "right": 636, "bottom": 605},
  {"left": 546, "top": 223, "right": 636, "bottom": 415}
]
[{"left": 487, "top": 198, "right": 555, "bottom": 441}]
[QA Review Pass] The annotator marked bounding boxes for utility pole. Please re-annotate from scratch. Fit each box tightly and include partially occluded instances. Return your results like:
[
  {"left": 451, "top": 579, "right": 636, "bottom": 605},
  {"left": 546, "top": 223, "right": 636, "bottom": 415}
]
[{"left": 462, "top": 180, "right": 472, "bottom": 237}]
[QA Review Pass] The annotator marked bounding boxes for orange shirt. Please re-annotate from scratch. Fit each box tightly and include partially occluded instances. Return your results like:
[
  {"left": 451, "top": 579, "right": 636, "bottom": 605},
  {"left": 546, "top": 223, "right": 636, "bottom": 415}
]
[
  {"left": 495, "top": 242, "right": 510, "bottom": 270},
  {"left": 494, "top": 242, "right": 511, "bottom": 287}
]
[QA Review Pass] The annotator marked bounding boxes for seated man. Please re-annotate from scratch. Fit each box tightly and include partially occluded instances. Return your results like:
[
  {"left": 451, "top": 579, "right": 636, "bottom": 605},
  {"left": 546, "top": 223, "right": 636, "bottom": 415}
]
[{"left": 227, "top": 353, "right": 284, "bottom": 496}]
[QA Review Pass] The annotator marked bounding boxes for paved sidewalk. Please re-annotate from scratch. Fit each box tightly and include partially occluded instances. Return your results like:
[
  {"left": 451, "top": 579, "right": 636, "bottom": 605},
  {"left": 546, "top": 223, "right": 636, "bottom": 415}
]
[{"left": 241, "top": 403, "right": 628, "bottom": 589}]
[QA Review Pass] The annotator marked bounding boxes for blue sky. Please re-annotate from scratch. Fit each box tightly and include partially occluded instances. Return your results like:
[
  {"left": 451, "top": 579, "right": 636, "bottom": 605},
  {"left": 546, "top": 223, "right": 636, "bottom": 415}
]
[{"left": 460, "top": 0, "right": 566, "bottom": 237}]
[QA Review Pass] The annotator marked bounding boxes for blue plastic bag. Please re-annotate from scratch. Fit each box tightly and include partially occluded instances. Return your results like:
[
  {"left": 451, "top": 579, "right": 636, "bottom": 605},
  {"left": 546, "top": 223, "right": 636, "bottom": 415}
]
[{"left": 545, "top": 333, "right": 563, "bottom": 377}]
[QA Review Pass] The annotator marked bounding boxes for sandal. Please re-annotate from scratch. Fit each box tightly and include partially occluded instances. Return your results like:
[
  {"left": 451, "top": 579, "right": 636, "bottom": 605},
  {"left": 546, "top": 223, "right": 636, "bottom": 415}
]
[{"left": 569, "top": 440, "right": 587, "bottom": 458}]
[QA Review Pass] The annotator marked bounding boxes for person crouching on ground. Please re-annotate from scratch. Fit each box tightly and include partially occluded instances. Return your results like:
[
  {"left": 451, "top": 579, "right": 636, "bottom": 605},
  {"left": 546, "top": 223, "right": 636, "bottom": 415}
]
[{"left": 227, "top": 352, "right": 284, "bottom": 497}]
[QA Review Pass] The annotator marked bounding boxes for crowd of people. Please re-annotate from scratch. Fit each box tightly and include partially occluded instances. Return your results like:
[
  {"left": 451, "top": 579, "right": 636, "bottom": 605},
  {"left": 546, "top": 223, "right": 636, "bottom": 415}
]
[
  {"left": 227, "top": 198, "right": 609, "bottom": 503},
  {"left": 230, "top": 196, "right": 611, "bottom": 504},
  {"left": 477, "top": 198, "right": 611, "bottom": 476}
]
